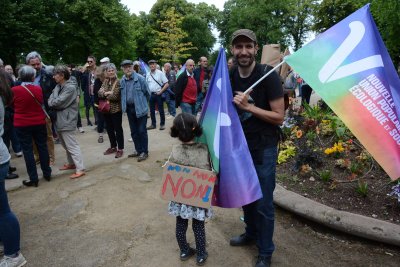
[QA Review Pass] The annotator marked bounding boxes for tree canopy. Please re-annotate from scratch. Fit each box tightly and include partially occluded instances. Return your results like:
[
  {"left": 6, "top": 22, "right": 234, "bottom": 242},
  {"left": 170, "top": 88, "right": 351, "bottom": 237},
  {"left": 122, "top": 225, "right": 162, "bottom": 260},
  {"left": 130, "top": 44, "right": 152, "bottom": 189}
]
[{"left": 1, "top": 0, "right": 399, "bottom": 68}]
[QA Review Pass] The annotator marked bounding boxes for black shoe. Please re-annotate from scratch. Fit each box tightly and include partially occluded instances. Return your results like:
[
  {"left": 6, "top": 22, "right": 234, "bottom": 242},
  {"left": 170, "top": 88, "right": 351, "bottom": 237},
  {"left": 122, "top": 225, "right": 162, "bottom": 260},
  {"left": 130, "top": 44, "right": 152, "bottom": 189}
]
[
  {"left": 9, "top": 166, "right": 16, "bottom": 173},
  {"left": 196, "top": 252, "right": 208, "bottom": 266},
  {"left": 180, "top": 247, "right": 196, "bottom": 261},
  {"left": 22, "top": 180, "right": 38, "bottom": 187},
  {"left": 44, "top": 175, "right": 51, "bottom": 181},
  {"left": 6, "top": 173, "right": 19, "bottom": 179},
  {"left": 88, "top": 121, "right": 93, "bottom": 126},
  {"left": 230, "top": 233, "right": 256, "bottom": 246},
  {"left": 128, "top": 151, "right": 140, "bottom": 158},
  {"left": 255, "top": 256, "right": 271, "bottom": 267},
  {"left": 146, "top": 125, "right": 156, "bottom": 130},
  {"left": 137, "top": 152, "right": 148, "bottom": 162}
]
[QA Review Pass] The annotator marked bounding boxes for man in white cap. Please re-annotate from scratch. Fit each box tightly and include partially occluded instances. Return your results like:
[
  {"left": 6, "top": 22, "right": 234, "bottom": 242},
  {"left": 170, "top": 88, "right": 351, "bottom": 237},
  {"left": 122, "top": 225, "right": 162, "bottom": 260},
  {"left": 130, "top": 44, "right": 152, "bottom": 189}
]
[{"left": 100, "top": 57, "right": 110, "bottom": 65}]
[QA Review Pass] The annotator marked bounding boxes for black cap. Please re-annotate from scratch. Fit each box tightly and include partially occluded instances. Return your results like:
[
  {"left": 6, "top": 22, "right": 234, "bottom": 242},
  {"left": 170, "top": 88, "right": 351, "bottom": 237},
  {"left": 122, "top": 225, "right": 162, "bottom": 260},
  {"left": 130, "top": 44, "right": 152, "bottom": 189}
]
[
  {"left": 148, "top": 59, "right": 157, "bottom": 64},
  {"left": 120, "top": 60, "right": 133, "bottom": 66},
  {"left": 231, "top": 29, "right": 257, "bottom": 44}
]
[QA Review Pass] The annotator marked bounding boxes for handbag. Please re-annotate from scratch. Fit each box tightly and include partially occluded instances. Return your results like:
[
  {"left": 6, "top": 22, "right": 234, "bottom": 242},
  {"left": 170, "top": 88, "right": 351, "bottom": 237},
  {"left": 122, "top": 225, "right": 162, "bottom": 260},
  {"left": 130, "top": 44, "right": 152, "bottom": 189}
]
[
  {"left": 98, "top": 80, "right": 117, "bottom": 113},
  {"left": 98, "top": 99, "right": 110, "bottom": 113}
]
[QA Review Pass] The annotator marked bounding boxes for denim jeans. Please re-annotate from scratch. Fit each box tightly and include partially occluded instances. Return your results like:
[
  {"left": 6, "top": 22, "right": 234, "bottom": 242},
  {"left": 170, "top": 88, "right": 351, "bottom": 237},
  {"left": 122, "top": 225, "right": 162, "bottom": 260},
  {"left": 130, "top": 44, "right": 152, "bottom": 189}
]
[
  {"left": 15, "top": 124, "right": 51, "bottom": 182},
  {"left": 126, "top": 105, "right": 148, "bottom": 154},
  {"left": 149, "top": 93, "right": 165, "bottom": 127},
  {"left": 243, "top": 146, "right": 277, "bottom": 257},
  {"left": 195, "top": 92, "right": 204, "bottom": 114},
  {"left": 165, "top": 91, "right": 176, "bottom": 116},
  {"left": 180, "top": 102, "right": 196, "bottom": 115},
  {"left": 0, "top": 161, "right": 21, "bottom": 256},
  {"left": 103, "top": 112, "right": 124, "bottom": 150}
]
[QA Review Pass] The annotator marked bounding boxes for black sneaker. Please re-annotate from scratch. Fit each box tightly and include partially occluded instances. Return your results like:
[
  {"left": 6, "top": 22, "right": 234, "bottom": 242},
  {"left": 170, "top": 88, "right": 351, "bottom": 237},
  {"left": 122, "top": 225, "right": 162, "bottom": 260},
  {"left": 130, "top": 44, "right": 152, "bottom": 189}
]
[
  {"left": 255, "top": 256, "right": 271, "bottom": 267},
  {"left": 230, "top": 233, "right": 256, "bottom": 246},
  {"left": 128, "top": 151, "right": 140, "bottom": 158},
  {"left": 196, "top": 252, "right": 208, "bottom": 266},
  {"left": 6, "top": 173, "right": 19, "bottom": 179},
  {"left": 146, "top": 125, "right": 156, "bottom": 130},
  {"left": 137, "top": 153, "right": 148, "bottom": 162},
  {"left": 180, "top": 247, "right": 196, "bottom": 261}
]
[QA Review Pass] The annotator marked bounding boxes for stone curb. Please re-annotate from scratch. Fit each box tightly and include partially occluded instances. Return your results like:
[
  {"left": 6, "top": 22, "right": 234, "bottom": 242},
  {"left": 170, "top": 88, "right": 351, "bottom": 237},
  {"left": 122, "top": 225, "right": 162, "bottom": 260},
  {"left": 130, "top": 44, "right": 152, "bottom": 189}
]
[{"left": 274, "top": 184, "right": 400, "bottom": 246}]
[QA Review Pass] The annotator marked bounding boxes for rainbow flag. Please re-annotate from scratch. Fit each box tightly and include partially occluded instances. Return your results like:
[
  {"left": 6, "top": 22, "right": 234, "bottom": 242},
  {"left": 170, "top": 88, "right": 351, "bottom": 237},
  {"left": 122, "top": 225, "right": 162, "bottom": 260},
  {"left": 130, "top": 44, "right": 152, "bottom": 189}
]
[
  {"left": 199, "top": 48, "right": 262, "bottom": 208},
  {"left": 285, "top": 4, "right": 400, "bottom": 180}
]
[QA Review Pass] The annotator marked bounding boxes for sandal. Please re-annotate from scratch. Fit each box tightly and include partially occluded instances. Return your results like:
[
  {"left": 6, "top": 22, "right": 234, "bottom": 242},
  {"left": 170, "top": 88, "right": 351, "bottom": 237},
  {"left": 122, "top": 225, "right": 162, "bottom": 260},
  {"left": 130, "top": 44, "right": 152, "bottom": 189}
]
[
  {"left": 59, "top": 164, "right": 76, "bottom": 170},
  {"left": 70, "top": 172, "right": 85, "bottom": 179}
]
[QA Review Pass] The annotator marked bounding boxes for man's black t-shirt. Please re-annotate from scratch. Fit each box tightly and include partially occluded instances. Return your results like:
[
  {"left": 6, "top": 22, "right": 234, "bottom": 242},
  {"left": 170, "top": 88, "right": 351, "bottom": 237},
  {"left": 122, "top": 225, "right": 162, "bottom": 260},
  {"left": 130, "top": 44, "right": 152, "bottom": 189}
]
[{"left": 230, "top": 63, "right": 283, "bottom": 150}]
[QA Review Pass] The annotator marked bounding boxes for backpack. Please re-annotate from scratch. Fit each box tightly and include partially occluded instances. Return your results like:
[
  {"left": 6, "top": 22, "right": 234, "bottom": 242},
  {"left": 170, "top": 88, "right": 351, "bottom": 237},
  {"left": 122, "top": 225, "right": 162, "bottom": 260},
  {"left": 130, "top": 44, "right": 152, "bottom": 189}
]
[{"left": 283, "top": 71, "right": 296, "bottom": 90}]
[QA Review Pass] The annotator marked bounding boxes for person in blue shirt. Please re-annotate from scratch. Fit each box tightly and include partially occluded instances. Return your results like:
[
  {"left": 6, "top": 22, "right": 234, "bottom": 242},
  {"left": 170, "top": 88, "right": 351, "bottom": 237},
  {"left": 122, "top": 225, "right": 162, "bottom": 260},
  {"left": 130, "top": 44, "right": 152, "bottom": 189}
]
[{"left": 120, "top": 60, "right": 151, "bottom": 162}]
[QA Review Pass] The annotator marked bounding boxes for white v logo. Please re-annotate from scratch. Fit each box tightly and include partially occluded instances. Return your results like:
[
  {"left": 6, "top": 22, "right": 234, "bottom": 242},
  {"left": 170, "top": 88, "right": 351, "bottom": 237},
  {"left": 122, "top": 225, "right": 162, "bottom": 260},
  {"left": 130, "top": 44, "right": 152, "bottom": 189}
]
[{"left": 318, "top": 21, "right": 383, "bottom": 83}]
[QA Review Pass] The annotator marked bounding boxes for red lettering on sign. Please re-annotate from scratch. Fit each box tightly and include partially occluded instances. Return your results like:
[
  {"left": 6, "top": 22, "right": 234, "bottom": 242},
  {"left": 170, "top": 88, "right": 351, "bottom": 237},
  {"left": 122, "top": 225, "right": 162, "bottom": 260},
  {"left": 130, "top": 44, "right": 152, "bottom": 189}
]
[
  {"left": 193, "top": 170, "right": 210, "bottom": 180},
  {"left": 181, "top": 179, "right": 196, "bottom": 199},
  {"left": 208, "top": 176, "right": 216, "bottom": 183},
  {"left": 162, "top": 174, "right": 183, "bottom": 197}
]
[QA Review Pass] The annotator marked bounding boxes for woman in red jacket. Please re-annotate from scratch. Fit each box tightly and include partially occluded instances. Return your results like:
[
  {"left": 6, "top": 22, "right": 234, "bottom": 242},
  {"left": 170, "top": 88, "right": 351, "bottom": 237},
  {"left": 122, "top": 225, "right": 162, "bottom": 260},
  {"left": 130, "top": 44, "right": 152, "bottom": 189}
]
[{"left": 12, "top": 65, "right": 51, "bottom": 187}]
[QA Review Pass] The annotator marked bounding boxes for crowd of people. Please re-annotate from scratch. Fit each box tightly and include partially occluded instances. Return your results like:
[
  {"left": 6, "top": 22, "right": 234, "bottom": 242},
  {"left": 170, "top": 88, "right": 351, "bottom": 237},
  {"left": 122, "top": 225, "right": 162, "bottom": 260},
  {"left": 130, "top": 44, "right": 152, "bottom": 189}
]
[{"left": 0, "top": 29, "right": 292, "bottom": 267}]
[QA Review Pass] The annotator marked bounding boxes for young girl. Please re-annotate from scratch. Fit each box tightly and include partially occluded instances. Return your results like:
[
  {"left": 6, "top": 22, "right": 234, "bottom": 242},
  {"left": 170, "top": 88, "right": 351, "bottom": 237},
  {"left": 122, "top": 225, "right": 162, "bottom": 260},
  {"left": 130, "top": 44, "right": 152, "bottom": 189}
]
[{"left": 168, "top": 113, "right": 212, "bottom": 266}]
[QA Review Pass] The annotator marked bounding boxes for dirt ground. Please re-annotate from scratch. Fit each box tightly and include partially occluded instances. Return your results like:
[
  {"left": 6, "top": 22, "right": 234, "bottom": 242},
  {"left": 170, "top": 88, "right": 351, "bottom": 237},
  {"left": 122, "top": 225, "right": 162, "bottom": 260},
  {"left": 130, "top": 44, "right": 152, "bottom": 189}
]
[{"left": 6, "top": 115, "right": 400, "bottom": 267}]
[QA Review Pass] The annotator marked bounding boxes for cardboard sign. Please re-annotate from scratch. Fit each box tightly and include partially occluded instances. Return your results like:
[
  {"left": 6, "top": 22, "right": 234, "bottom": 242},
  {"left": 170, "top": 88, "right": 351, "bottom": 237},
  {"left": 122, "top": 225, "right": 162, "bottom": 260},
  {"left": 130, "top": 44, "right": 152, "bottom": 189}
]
[
  {"left": 160, "top": 162, "right": 217, "bottom": 208},
  {"left": 261, "top": 44, "right": 281, "bottom": 68}
]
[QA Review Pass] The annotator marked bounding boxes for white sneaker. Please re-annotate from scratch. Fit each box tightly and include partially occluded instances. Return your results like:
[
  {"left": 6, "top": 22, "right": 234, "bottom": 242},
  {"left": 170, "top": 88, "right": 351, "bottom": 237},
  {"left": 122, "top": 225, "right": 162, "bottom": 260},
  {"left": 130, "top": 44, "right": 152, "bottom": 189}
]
[
  {"left": 128, "top": 138, "right": 133, "bottom": 142},
  {"left": 0, "top": 253, "right": 27, "bottom": 267},
  {"left": 14, "top": 152, "right": 23, "bottom": 157},
  {"left": 78, "top": 127, "right": 85, "bottom": 133}
]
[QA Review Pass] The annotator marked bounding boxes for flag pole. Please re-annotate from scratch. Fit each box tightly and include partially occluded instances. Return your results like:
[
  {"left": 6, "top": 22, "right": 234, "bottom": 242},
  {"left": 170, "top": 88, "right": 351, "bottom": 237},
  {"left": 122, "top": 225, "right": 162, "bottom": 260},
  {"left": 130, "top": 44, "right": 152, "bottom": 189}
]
[{"left": 244, "top": 60, "right": 286, "bottom": 95}]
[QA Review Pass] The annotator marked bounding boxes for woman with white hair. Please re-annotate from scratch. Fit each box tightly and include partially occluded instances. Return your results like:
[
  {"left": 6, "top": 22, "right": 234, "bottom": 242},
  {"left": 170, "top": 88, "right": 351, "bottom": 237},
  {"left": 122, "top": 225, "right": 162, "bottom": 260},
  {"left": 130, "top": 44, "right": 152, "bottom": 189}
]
[
  {"left": 11, "top": 65, "right": 52, "bottom": 187},
  {"left": 98, "top": 63, "right": 124, "bottom": 158},
  {"left": 48, "top": 65, "right": 85, "bottom": 179}
]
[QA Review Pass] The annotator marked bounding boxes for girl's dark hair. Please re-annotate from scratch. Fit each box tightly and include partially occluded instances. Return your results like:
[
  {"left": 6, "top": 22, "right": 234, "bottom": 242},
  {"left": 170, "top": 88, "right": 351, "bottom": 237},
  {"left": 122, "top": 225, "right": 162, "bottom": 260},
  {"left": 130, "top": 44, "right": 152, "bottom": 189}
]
[
  {"left": 170, "top": 113, "right": 202, "bottom": 142},
  {"left": 0, "top": 70, "right": 13, "bottom": 106}
]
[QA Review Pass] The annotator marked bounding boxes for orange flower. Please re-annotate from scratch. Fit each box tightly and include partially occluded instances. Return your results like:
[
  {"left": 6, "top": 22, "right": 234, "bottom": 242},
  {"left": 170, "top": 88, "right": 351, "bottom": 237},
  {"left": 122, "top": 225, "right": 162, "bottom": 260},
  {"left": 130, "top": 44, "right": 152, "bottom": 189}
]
[{"left": 296, "top": 130, "right": 303, "bottom": 138}]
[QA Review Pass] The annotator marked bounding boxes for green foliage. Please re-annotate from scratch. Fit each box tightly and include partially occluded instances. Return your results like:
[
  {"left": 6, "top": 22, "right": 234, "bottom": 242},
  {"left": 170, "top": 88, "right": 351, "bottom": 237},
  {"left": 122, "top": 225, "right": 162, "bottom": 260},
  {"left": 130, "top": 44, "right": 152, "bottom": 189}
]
[
  {"left": 305, "top": 131, "right": 316, "bottom": 141},
  {"left": 278, "top": 141, "right": 297, "bottom": 164},
  {"left": 349, "top": 161, "right": 363, "bottom": 175},
  {"left": 283, "top": 0, "right": 318, "bottom": 50},
  {"left": 152, "top": 7, "right": 196, "bottom": 63},
  {"left": 356, "top": 180, "right": 368, "bottom": 197},
  {"left": 302, "top": 101, "right": 325, "bottom": 122},
  {"left": 149, "top": 0, "right": 217, "bottom": 61},
  {"left": 326, "top": 115, "right": 352, "bottom": 141},
  {"left": 318, "top": 170, "right": 332, "bottom": 183},
  {"left": 218, "top": 0, "right": 290, "bottom": 50}
]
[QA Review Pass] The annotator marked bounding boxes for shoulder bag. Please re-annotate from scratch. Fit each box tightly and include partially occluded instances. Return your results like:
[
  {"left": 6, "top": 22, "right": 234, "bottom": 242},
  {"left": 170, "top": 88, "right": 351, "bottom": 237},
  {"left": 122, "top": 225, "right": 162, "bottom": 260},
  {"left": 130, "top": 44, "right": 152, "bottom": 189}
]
[{"left": 98, "top": 80, "right": 117, "bottom": 113}]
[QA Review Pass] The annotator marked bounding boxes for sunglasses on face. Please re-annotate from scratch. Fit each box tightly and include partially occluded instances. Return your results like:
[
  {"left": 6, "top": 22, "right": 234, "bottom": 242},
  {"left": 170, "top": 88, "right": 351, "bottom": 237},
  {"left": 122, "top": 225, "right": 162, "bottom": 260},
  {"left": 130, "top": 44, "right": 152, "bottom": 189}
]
[{"left": 87, "top": 61, "right": 93, "bottom": 63}]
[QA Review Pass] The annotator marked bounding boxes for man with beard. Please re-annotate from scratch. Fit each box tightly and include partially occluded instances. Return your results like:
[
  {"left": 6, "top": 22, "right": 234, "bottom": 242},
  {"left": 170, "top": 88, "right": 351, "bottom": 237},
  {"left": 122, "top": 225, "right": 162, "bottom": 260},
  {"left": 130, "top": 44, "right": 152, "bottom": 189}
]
[{"left": 228, "top": 29, "right": 284, "bottom": 267}]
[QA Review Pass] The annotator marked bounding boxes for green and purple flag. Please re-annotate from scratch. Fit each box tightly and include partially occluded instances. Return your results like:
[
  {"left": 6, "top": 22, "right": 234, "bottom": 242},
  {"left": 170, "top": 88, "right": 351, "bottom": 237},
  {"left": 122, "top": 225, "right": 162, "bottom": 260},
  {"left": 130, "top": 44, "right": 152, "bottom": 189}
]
[
  {"left": 199, "top": 48, "right": 262, "bottom": 208},
  {"left": 285, "top": 4, "right": 400, "bottom": 180}
]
